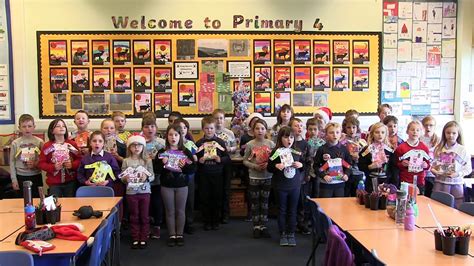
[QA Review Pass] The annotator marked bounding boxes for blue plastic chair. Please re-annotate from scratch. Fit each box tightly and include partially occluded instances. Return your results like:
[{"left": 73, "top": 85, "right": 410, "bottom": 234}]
[
  {"left": 459, "top": 202, "right": 474, "bottom": 216},
  {"left": 431, "top": 191, "right": 455, "bottom": 207},
  {"left": 76, "top": 186, "right": 115, "bottom": 197},
  {"left": 88, "top": 220, "right": 107, "bottom": 266},
  {"left": 100, "top": 207, "right": 118, "bottom": 266},
  {"left": 0, "top": 251, "right": 34, "bottom": 266},
  {"left": 306, "top": 196, "right": 333, "bottom": 266}
]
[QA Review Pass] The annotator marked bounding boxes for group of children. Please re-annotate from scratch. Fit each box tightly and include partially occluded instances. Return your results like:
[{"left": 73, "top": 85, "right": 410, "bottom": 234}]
[{"left": 8, "top": 103, "right": 472, "bottom": 249}]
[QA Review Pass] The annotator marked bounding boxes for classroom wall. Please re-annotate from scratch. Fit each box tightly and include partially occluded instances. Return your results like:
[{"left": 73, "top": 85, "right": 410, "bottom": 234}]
[{"left": 5, "top": 0, "right": 472, "bottom": 149}]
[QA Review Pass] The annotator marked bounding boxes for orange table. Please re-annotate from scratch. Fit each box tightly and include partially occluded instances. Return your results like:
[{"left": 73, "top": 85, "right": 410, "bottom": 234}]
[
  {"left": 0, "top": 197, "right": 122, "bottom": 213},
  {"left": 311, "top": 197, "right": 398, "bottom": 230},
  {"left": 423, "top": 228, "right": 474, "bottom": 257},
  {"left": 350, "top": 228, "right": 474, "bottom": 265},
  {"left": 414, "top": 196, "right": 473, "bottom": 228},
  {"left": 0, "top": 213, "right": 24, "bottom": 242}
]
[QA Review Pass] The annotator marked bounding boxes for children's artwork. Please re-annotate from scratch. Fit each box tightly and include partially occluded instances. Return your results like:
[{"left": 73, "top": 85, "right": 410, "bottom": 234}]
[
  {"left": 133, "top": 40, "right": 151, "bottom": 65},
  {"left": 229, "top": 39, "right": 250, "bottom": 57},
  {"left": 366, "top": 143, "right": 389, "bottom": 165},
  {"left": 413, "top": 2, "right": 428, "bottom": 21},
  {"left": 398, "top": 19, "right": 413, "bottom": 40},
  {"left": 176, "top": 39, "right": 195, "bottom": 60},
  {"left": 198, "top": 91, "right": 213, "bottom": 113},
  {"left": 154, "top": 67, "right": 171, "bottom": 92},
  {"left": 442, "top": 2, "right": 456, "bottom": 17},
  {"left": 197, "top": 141, "right": 225, "bottom": 159},
  {"left": 110, "top": 94, "right": 132, "bottom": 111},
  {"left": 273, "top": 40, "right": 291, "bottom": 64},
  {"left": 397, "top": 41, "right": 412, "bottom": 62},
  {"left": 71, "top": 68, "right": 90, "bottom": 92},
  {"left": 399, "top": 149, "right": 430, "bottom": 173},
  {"left": 427, "top": 24, "right": 442, "bottom": 45},
  {"left": 48, "top": 143, "right": 77, "bottom": 164},
  {"left": 254, "top": 92, "right": 271, "bottom": 115},
  {"left": 412, "top": 43, "right": 427, "bottom": 62},
  {"left": 383, "top": 1, "right": 398, "bottom": 23},
  {"left": 154, "top": 40, "right": 172, "bottom": 64},
  {"left": 113, "top": 68, "right": 131, "bottom": 92},
  {"left": 253, "top": 40, "right": 271, "bottom": 64},
  {"left": 293, "top": 40, "right": 311, "bottom": 64},
  {"left": 92, "top": 68, "right": 110, "bottom": 92},
  {"left": 248, "top": 145, "right": 272, "bottom": 164},
  {"left": 92, "top": 40, "right": 110, "bottom": 65},
  {"left": 200, "top": 72, "right": 216, "bottom": 93},
  {"left": 218, "top": 92, "right": 233, "bottom": 113},
  {"left": 294, "top": 67, "right": 311, "bottom": 91},
  {"left": 202, "top": 60, "right": 224, "bottom": 73},
  {"left": 70, "top": 95, "right": 83, "bottom": 110},
  {"left": 177, "top": 81, "right": 196, "bottom": 106},
  {"left": 412, "top": 21, "right": 427, "bottom": 43},
  {"left": 433, "top": 151, "right": 462, "bottom": 176},
  {"left": 50, "top": 68, "right": 68, "bottom": 93},
  {"left": 71, "top": 40, "right": 89, "bottom": 65},
  {"left": 428, "top": 2, "right": 443, "bottom": 23},
  {"left": 398, "top": 2, "right": 413, "bottom": 18},
  {"left": 74, "top": 131, "right": 90, "bottom": 148},
  {"left": 83, "top": 94, "right": 109, "bottom": 114},
  {"left": 278, "top": 148, "right": 294, "bottom": 168},
  {"left": 397, "top": 78, "right": 411, "bottom": 98},
  {"left": 352, "top": 41, "right": 369, "bottom": 64},
  {"left": 227, "top": 61, "right": 251, "bottom": 78},
  {"left": 274, "top": 67, "right": 291, "bottom": 91},
  {"left": 341, "top": 138, "right": 367, "bottom": 156},
  {"left": 293, "top": 93, "right": 312, "bottom": 107},
  {"left": 333, "top": 41, "right": 350, "bottom": 64},
  {"left": 174, "top": 62, "right": 198, "bottom": 80},
  {"left": 313, "top": 67, "right": 330, "bottom": 91},
  {"left": 442, "top": 18, "right": 456, "bottom": 39},
  {"left": 254, "top": 66, "right": 271, "bottom": 91},
  {"left": 104, "top": 135, "right": 117, "bottom": 153},
  {"left": 384, "top": 33, "right": 397, "bottom": 48},
  {"left": 332, "top": 67, "right": 349, "bottom": 91},
  {"left": 15, "top": 146, "right": 40, "bottom": 163},
  {"left": 274, "top": 92, "right": 291, "bottom": 114},
  {"left": 307, "top": 137, "right": 326, "bottom": 157},
  {"left": 119, "top": 166, "right": 152, "bottom": 191},
  {"left": 133, "top": 68, "right": 151, "bottom": 92},
  {"left": 313, "top": 93, "right": 328, "bottom": 107},
  {"left": 197, "top": 39, "right": 228, "bottom": 58},
  {"left": 313, "top": 40, "right": 330, "bottom": 64},
  {"left": 154, "top": 93, "right": 171, "bottom": 117},
  {"left": 112, "top": 40, "right": 131, "bottom": 65},
  {"left": 352, "top": 67, "right": 369, "bottom": 91},
  {"left": 319, "top": 158, "right": 350, "bottom": 180},
  {"left": 427, "top": 46, "right": 441, "bottom": 66},
  {"left": 85, "top": 161, "right": 116, "bottom": 183},
  {"left": 134, "top": 93, "right": 151, "bottom": 113},
  {"left": 215, "top": 72, "right": 231, "bottom": 93},
  {"left": 49, "top": 40, "right": 67, "bottom": 65},
  {"left": 441, "top": 39, "right": 456, "bottom": 58},
  {"left": 159, "top": 150, "right": 191, "bottom": 172}
]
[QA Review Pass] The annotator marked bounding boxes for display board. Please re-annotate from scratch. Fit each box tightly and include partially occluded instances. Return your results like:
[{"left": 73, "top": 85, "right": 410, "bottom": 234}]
[
  {"left": 0, "top": 0, "right": 14, "bottom": 124},
  {"left": 37, "top": 31, "right": 381, "bottom": 118},
  {"left": 382, "top": 0, "right": 457, "bottom": 116}
]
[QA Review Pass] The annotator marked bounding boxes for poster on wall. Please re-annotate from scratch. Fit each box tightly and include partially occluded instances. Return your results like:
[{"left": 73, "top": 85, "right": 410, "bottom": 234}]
[
  {"left": 313, "top": 40, "right": 330, "bottom": 64},
  {"left": 49, "top": 40, "right": 68, "bottom": 66},
  {"left": 71, "top": 40, "right": 89, "bottom": 65},
  {"left": 313, "top": 67, "right": 330, "bottom": 91},
  {"left": 178, "top": 81, "right": 196, "bottom": 106},
  {"left": 92, "top": 68, "right": 111, "bottom": 92},
  {"left": 113, "top": 68, "right": 131, "bottom": 92},
  {"left": 92, "top": 40, "right": 110, "bottom": 65},
  {"left": 254, "top": 40, "right": 272, "bottom": 65},
  {"left": 254, "top": 66, "right": 271, "bottom": 92},
  {"left": 274, "top": 92, "right": 291, "bottom": 114},
  {"left": 133, "top": 40, "right": 151, "bottom": 65},
  {"left": 254, "top": 92, "right": 271, "bottom": 116},
  {"left": 294, "top": 40, "right": 311, "bottom": 64},
  {"left": 174, "top": 62, "right": 198, "bottom": 80},
  {"left": 154, "top": 67, "right": 172, "bottom": 92},
  {"left": 229, "top": 40, "right": 250, "bottom": 57},
  {"left": 154, "top": 93, "right": 171, "bottom": 117},
  {"left": 227, "top": 61, "right": 251, "bottom": 78},
  {"left": 50, "top": 68, "right": 68, "bottom": 93},
  {"left": 154, "top": 40, "right": 172, "bottom": 64},
  {"left": 71, "top": 68, "right": 90, "bottom": 92},
  {"left": 197, "top": 39, "right": 229, "bottom": 58},
  {"left": 274, "top": 67, "right": 291, "bottom": 91},
  {"left": 333, "top": 41, "right": 350, "bottom": 64},
  {"left": 353, "top": 41, "right": 370, "bottom": 64},
  {"left": 134, "top": 93, "right": 151, "bottom": 113},
  {"left": 352, "top": 67, "right": 369, "bottom": 91},
  {"left": 294, "top": 67, "right": 311, "bottom": 91},
  {"left": 113, "top": 40, "right": 131, "bottom": 65},
  {"left": 333, "top": 67, "right": 349, "bottom": 91},
  {"left": 273, "top": 40, "right": 291, "bottom": 64}
]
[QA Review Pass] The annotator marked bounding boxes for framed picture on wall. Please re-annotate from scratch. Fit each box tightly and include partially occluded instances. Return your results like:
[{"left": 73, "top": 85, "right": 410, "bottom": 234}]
[
  {"left": 113, "top": 68, "right": 131, "bottom": 93},
  {"left": 313, "top": 67, "right": 330, "bottom": 91},
  {"left": 174, "top": 62, "right": 199, "bottom": 80},
  {"left": 134, "top": 93, "right": 152, "bottom": 113},
  {"left": 92, "top": 68, "right": 111, "bottom": 92},
  {"left": 154, "top": 40, "right": 172, "bottom": 64},
  {"left": 154, "top": 67, "right": 172, "bottom": 92},
  {"left": 133, "top": 67, "right": 152, "bottom": 93},
  {"left": 253, "top": 40, "right": 271, "bottom": 64},
  {"left": 274, "top": 66, "right": 291, "bottom": 91},
  {"left": 176, "top": 39, "right": 195, "bottom": 60},
  {"left": 254, "top": 66, "right": 272, "bottom": 91},
  {"left": 333, "top": 40, "right": 350, "bottom": 64},
  {"left": 92, "top": 40, "right": 110, "bottom": 65},
  {"left": 353, "top": 40, "right": 370, "bottom": 64},
  {"left": 274, "top": 92, "right": 291, "bottom": 114},
  {"left": 254, "top": 92, "right": 272, "bottom": 116},
  {"left": 197, "top": 39, "right": 229, "bottom": 58},
  {"left": 71, "top": 40, "right": 89, "bottom": 66},
  {"left": 313, "top": 40, "right": 330, "bottom": 64},
  {"left": 352, "top": 67, "right": 369, "bottom": 91},
  {"left": 273, "top": 40, "right": 291, "bottom": 64},
  {"left": 229, "top": 39, "right": 250, "bottom": 57},
  {"left": 70, "top": 94, "right": 83, "bottom": 110},
  {"left": 110, "top": 94, "right": 132, "bottom": 111},
  {"left": 178, "top": 81, "right": 196, "bottom": 106},
  {"left": 49, "top": 68, "right": 68, "bottom": 93},
  {"left": 133, "top": 40, "right": 151, "bottom": 65},
  {"left": 333, "top": 67, "right": 349, "bottom": 91},
  {"left": 293, "top": 40, "right": 311, "bottom": 64},
  {"left": 294, "top": 67, "right": 311, "bottom": 91},
  {"left": 154, "top": 93, "right": 172, "bottom": 118},
  {"left": 49, "top": 40, "right": 68, "bottom": 66},
  {"left": 71, "top": 68, "right": 90, "bottom": 93},
  {"left": 113, "top": 40, "right": 131, "bottom": 65},
  {"left": 227, "top": 60, "right": 251, "bottom": 78}
]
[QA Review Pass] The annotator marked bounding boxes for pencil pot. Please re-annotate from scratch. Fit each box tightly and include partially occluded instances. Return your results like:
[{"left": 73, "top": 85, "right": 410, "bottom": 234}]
[
  {"left": 378, "top": 195, "right": 387, "bottom": 210},
  {"left": 35, "top": 205, "right": 61, "bottom": 225},
  {"left": 364, "top": 194, "right": 371, "bottom": 209},
  {"left": 455, "top": 235, "right": 470, "bottom": 255},
  {"left": 369, "top": 194, "right": 379, "bottom": 210},
  {"left": 434, "top": 230, "right": 442, "bottom": 251},
  {"left": 441, "top": 235, "right": 456, "bottom": 256}
]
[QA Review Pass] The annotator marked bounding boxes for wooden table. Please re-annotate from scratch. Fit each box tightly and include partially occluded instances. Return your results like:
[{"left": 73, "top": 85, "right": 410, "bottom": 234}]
[
  {"left": 414, "top": 196, "right": 473, "bottom": 228},
  {"left": 0, "top": 197, "right": 122, "bottom": 213},
  {"left": 423, "top": 228, "right": 474, "bottom": 257},
  {"left": 311, "top": 198, "right": 399, "bottom": 230},
  {"left": 0, "top": 213, "right": 25, "bottom": 242},
  {"left": 350, "top": 228, "right": 474, "bottom": 265}
]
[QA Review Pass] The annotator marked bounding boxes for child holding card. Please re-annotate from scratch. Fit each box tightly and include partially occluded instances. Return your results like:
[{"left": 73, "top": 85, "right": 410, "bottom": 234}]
[
  {"left": 38, "top": 119, "right": 81, "bottom": 197},
  {"left": 70, "top": 110, "right": 91, "bottom": 156},
  {"left": 112, "top": 111, "right": 132, "bottom": 144}
]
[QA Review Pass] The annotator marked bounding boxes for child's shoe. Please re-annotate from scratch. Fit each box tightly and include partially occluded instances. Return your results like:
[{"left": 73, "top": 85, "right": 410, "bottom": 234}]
[
  {"left": 279, "top": 232, "right": 288, "bottom": 246},
  {"left": 131, "top": 240, "right": 140, "bottom": 249},
  {"left": 176, "top": 235, "right": 184, "bottom": 247},
  {"left": 260, "top": 227, "right": 271, "bottom": 238},
  {"left": 167, "top": 236, "right": 176, "bottom": 247},
  {"left": 253, "top": 227, "right": 261, "bottom": 239},
  {"left": 287, "top": 232, "right": 296, "bottom": 247},
  {"left": 139, "top": 241, "right": 147, "bottom": 249},
  {"left": 150, "top": 226, "right": 160, "bottom": 239}
]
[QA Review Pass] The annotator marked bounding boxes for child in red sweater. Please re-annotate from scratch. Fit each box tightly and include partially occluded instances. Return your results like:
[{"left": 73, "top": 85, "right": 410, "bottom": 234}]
[{"left": 394, "top": 121, "right": 431, "bottom": 193}]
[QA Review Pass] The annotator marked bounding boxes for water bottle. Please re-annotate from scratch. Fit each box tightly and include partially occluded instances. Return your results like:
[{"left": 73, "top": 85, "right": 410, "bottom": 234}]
[
  {"left": 395, "top": 190, "right": 407, "bottom": 225},
  {"left": 23, "top": 180, "right": 33, "bottom": 207},
  {"left": 404, "top": 204, "right": 415, "bottom": 231}
]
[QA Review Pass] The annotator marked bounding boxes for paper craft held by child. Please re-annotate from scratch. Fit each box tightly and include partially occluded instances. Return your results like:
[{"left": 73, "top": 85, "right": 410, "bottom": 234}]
[
  {"left": 158, "top": 150, "right": 192, "bottom": 172},
  {"left": 119, "top": 166, "right": 153, "bottom": 191},
  {"left": 184, "top": 141, "right": 198, "bottom": 154},
  {"left": 398, "top": 149, "right": 431, "bottom": 173},
  {"left": 197, "top": 141, "right": 225, "bottom": 159},
  {"left": 342, "top": 138, "right": 367, "bottom": 156},
  {"left": 319, "top": 158, "right": 351, "bottom": 180},
  {"left": 16, "top": 146, "right": 41, "bottom": 163},
  {"left": 366, "top": 143, "right": 391, "bottom": 165},
  {"left": 84, "top": 160, "right": 117, "bottom": 183},
  {"left": 433, "top": 151, "right": 466, "bottom": 176},
  {"left": 248, "top": 145, "right": 272, "bottom": 164},
  {"left": 75, "top": 131, "right": 90, "bottom": 148},
  {"left": 270, "top": 147, "right": 301, "bottom": 178},
  {"left": 104, "top": 135, "right": 118, "bottom": 153}
]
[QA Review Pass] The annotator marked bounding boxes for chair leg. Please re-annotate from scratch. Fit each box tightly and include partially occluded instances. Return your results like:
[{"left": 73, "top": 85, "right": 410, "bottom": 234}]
[{"left": 306, "top": 238, "right": 320, "bottom": 266}]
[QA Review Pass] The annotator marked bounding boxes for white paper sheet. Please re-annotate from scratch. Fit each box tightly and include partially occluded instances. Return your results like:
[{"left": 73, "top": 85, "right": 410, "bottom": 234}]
[
  {"left": 412, "top": 43, "right": 427, "bottom": 61},
  {"left": 397, "top": 41, "right": 412, "bottom": 61}
]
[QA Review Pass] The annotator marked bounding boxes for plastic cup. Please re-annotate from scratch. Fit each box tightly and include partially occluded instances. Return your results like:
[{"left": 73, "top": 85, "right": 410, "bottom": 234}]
[
  {"left": 455, "top": 235, "right": 470, "bottom": 255},
  {"left": 441, "top": 235, "right": 456, "bottom": 256}
]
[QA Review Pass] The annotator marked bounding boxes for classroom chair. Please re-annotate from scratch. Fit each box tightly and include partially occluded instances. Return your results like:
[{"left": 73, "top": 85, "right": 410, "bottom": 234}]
[
  {"left": 87, "top": 220, "right": 108, "bottom": 266},
  {"left": 100, "top": 207, "right": 118, "bottom": 266},
  {"left": 306, "top": 196, "right": 332, "bottom": 266},
  {"left": 76, "top": 186, "right": 115, "bottom": 197},
  {"left": 0, "top": 251, "right": 34, "bottom": 266},
  {"left": 430, "top": 191, "right": 455, "bottom": 208},
  {"left": 458, "top": 202, "right": 474, "bottom": 216}
]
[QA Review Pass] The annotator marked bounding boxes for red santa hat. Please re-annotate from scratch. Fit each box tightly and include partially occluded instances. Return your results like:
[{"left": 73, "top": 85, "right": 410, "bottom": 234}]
[
  {"left": 50, "top": 223, "right": 88, "bottom": 241},
  {"left": 313, "top": 107, "right": 333, "bottom": 124}
]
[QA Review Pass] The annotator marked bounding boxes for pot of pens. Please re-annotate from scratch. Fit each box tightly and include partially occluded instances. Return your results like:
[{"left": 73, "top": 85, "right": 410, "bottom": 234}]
[
  {"left": 434, "top": 227, "right": 471, "bottom": 256},
  {"left": 35, "top": 187, "right": 61, "bottom": 225}
]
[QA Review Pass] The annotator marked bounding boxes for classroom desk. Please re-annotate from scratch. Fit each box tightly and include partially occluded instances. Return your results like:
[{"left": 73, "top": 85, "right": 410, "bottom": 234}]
[
  {"left": 0, "top": 213, "right": 25, "bottom": 242},
  {"left": 310, "top": 197, "right": 399, "bottom": 230},
  {"left": 349, "top": 228, "right": 474, "bottom": 265},
  {"left": 414, "top": 196, "right": 473, "bottom": 228},
  {"left": 0, "top": 197, "right": 122, "bottom": 213}
]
